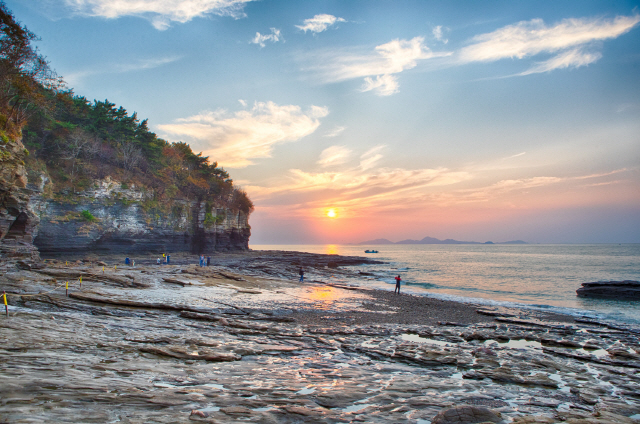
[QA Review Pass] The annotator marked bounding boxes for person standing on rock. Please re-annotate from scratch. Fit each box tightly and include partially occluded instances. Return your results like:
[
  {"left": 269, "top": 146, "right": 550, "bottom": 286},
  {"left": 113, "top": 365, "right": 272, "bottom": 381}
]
[
  {"left": 299, "top": 267, "right": 304, "bottom": 283},
  {"left": 394, "top": 275, "right": 402, "bottom": 294}
]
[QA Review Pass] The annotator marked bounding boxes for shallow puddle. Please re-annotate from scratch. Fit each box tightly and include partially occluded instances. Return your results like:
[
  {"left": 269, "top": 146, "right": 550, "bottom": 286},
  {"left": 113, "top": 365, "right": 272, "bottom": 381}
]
[{"left": 400, "top": 334, "right": 450, "bottom": 346}]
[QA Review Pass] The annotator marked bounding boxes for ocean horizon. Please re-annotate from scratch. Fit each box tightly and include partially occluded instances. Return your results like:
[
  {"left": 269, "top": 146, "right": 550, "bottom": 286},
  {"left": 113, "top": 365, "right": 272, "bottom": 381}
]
[{"left": 251, "top": 243, "right": 640, "bottom": 326}]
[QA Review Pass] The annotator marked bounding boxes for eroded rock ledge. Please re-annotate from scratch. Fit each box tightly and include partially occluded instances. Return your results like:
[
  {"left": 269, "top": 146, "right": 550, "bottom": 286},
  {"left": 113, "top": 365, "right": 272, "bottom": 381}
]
[{"left": 577, "top": 280, "right": 640, "bottom": 300}]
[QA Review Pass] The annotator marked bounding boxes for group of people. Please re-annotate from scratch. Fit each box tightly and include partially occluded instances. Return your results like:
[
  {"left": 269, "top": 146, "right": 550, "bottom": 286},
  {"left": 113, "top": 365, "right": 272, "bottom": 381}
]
[{"left": 199, "top": 255, "right": 211, "bottom": 267}]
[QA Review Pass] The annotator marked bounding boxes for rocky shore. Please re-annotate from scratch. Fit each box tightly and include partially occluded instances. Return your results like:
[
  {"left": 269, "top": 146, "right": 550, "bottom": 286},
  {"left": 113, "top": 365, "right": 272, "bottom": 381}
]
[{"left": 1, "top": 251, "right": 639, "bottom": 423}]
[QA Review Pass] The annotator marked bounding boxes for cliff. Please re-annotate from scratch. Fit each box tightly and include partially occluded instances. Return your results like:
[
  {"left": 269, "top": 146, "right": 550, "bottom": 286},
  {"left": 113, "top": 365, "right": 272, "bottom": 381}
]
[
  {"left": 0, "top": 5, "right": 253, "bottom": 261},
  {"left": 32, "top": 177, "right": 250, "bottom": 257},
  {"left": 0, "top": 135, "right": 40, "bottom": 260}
]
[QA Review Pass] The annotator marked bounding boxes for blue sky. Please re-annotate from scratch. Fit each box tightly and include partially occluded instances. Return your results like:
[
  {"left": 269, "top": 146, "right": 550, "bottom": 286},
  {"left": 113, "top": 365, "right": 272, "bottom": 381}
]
[{"left": 8, "top": 0, "right": 640, "bottom": 244}]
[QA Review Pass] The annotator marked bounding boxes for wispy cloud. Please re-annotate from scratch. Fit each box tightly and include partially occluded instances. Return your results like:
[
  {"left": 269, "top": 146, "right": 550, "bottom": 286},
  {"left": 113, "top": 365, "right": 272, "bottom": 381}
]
[
  {"left": 360, "top": 145, "right": 385, "bottom": 170},
  {"left": 296, "top": 14, "right": 346, "bottom": 34},
  {"left": 63, "top": 55, "right": 181, "bottom": 85},
  {"left": 251, "top": 28, "right": 281, "bottom": 47},
  {"left": 324, "top": 126, "right": 346, "bottom": 137},
  {"left": 114, "top": 56, "right": 181, "bottom": 72},
  {"left": 158, "top": 101, "right": 328, "bottom": 168},
  {"left": 458, "top": 14, "right": 640, "bottom": 74},
  {"left": 519, "top": 47, "right": 601, "bottom": 75},
  {"left": 616, "top": 103, "right": 640, "bottom": 113},
  {"left": 64, "top": 0, "right": 255, "bottom": 30},
  {"left": 502, "top": 152, "right": 527, "bottom": 160},
  {"left": 317, "top": 145, "right": 352, "bottom": 167},
  {"left": 247, "top": 157, "right": 632, "bottom": 220}
]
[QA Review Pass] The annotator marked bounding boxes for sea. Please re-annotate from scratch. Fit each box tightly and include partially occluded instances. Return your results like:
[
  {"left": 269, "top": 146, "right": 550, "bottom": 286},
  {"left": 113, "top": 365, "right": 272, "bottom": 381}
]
[{"left": 251, "top": 244, "right": 640, "bottom": 326}]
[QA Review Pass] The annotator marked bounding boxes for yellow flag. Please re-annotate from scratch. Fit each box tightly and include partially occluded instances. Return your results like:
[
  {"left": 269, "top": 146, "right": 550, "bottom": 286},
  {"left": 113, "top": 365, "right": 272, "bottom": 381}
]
[
  {"left": 66, "top": 281, "right": 68, "bottom": 289},
  {"left": 163, "top": 253, "right": 166, "bottom": 257},
  {"left": 3, "top": 293, "right": 6, "bottom": 306}
]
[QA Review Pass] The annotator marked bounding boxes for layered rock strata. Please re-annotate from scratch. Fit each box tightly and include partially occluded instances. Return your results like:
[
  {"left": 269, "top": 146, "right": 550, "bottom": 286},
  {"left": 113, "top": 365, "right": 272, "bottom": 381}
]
[{"left": 32, "top": 177, "right": 250, "bottom": 256}]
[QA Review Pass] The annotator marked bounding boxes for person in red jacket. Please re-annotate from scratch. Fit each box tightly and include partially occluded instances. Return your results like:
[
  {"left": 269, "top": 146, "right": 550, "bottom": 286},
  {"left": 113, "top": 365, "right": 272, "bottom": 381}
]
[{"left": 394, "top": 275, "right": 402, "bottom": 294}]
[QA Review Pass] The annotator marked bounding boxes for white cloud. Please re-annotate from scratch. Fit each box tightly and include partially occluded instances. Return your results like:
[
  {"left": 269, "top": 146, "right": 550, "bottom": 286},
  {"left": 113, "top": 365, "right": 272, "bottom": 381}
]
[
  {"left": 238, "top": 99, "right": 247, "bottom": 107},
  {"left": 317, "top": 145, "right": 352, "bottom": 167},
  {"left": 251, "top": 28, "right": 281, "bottom": 47},
  {"left": 158, "top": 101, "right": 329, "bottom": 168},
  {"left": 324, "top": 126, "right": 346, "bottom": 137},
  {"left": 64, "top": 0, "right": 255, "bottom": 30},
  {"left": 361, "top": 74, "right": 398, "bottom": 96},
  {"left": 310, "top": 36, "right": 448, "bottom": 96},
  {"left": 296, "top": 14, "right": 346, "bottom": 33},
  {"left": 433, "top": 25, "right": 448, "bottom": 44},
  {"left": 458, "top": 14, "right": 640, "bottom": 66}
]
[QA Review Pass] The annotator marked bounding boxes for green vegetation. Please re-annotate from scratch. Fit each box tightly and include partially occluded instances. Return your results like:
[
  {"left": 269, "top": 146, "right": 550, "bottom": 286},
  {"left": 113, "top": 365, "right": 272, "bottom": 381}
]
[
  {"left": 203, "top": 212, "right": 224, "bottom": 229},
  {"left": 80, "top": 210, "right": 95, "bottom": 222},
  {"left": 0, "top": 2, "right": 254, "bottom": 215}
]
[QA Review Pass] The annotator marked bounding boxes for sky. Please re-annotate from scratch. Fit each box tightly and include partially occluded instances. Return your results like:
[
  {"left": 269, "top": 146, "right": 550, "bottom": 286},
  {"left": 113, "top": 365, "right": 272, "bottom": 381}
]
[{"left": 7, "top": 0, "right": 640, "bottom": 244}]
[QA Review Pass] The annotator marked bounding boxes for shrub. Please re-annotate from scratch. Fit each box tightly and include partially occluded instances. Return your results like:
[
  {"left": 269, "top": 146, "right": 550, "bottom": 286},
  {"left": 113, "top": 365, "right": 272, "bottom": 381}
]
[{"left": 80, "top": 210, "right": 95, "bottom": 221}]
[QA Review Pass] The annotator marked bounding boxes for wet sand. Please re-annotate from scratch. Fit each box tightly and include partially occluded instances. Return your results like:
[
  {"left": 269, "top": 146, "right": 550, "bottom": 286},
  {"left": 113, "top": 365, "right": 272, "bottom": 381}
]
[{"left": 1, "top": 251, "right": 639, "bottom": 423}]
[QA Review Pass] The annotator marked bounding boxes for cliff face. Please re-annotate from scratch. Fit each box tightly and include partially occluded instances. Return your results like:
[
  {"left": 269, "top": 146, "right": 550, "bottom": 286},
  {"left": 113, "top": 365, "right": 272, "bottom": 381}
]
[
  {"left": 0, "top": 136, "right": 40, "bottom": 260},
  {"left": 32, "top": 177, "right": 250, "bottom": 257}
]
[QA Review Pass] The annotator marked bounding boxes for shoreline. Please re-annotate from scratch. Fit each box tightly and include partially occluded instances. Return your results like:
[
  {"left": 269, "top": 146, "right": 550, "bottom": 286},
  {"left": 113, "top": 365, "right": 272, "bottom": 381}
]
[{"left": 33, "top": 249, "right": 637, "bottom": 330}]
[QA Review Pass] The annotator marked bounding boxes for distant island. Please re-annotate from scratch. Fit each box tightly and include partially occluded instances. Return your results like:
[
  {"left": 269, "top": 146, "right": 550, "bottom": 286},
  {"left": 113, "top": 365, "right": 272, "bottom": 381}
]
[{"left": 358, "top": 236, "right": 527, "bottom": 245}]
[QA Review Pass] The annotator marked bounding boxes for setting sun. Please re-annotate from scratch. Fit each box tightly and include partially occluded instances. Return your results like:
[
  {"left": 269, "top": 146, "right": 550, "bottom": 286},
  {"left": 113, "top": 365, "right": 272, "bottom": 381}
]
[{"left": 326, "top": 209, "right": 337, "bottom": 218}]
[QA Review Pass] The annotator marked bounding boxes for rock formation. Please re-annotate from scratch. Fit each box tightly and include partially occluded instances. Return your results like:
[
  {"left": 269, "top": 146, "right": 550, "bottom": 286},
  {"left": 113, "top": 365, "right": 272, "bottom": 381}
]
[
  {"left": 576, "top": 280, "right": 640, "bottom": 300},
  {"left": 0, "top": 136, "right": 40, "bottom": 260}
]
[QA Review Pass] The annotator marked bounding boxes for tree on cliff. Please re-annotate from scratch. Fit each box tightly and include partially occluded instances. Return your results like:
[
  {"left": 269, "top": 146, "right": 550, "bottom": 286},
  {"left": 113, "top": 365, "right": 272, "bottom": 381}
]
[
  {"left": 0, "top": 1, "right": 63, "bottom": 137},
  {"left": 0, "top": 2, "right": 254, "bottom": 217}
]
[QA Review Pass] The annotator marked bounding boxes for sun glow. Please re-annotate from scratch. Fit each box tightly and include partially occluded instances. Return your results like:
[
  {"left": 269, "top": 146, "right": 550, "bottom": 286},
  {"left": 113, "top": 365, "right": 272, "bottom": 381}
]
[{"left": 326, "top": 208, "right": 338, "bottom": 218}]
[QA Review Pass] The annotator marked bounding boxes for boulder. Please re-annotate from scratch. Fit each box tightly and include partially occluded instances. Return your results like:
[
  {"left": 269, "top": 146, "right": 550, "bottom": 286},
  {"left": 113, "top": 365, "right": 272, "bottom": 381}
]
[{"left": 576, "top": 281, "right": 640, "bottom": 300}]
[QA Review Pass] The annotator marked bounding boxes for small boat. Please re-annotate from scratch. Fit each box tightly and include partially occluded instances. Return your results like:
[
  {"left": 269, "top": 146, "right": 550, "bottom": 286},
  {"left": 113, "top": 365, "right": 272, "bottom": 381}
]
[{"left": 364, "top": 250, "right": 379, "bottom": 253}]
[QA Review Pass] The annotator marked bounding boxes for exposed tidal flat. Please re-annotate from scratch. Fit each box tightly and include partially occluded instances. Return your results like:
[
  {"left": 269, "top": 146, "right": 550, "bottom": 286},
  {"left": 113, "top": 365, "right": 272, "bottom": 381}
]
[
  {"left": 254, "top": 244, "right": 640, "bottom": 326},
  {"left": 1, "top": 250, "right": 639, "bottom": 423}
]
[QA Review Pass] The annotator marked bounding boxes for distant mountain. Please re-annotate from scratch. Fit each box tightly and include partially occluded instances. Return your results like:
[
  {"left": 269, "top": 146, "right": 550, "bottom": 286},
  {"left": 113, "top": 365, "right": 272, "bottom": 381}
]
[
  {"left": 396, "top": 236, "right": 480, "bottom": 245},
  {"left": 358, "top": 236, "right": 527, "bottom": 245},
  {"left": 358, "top": 238, "right": 395, "bottom": 245}
]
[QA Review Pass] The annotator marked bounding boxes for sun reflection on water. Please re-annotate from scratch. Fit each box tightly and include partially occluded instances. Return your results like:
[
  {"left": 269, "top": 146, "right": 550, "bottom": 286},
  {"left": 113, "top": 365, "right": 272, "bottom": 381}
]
[
  {"left": 303, "top": 286, "right": 342, "bottom": 310},
  {"left": 325, "top": 244, "right": 340, "bottom": 255}
]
